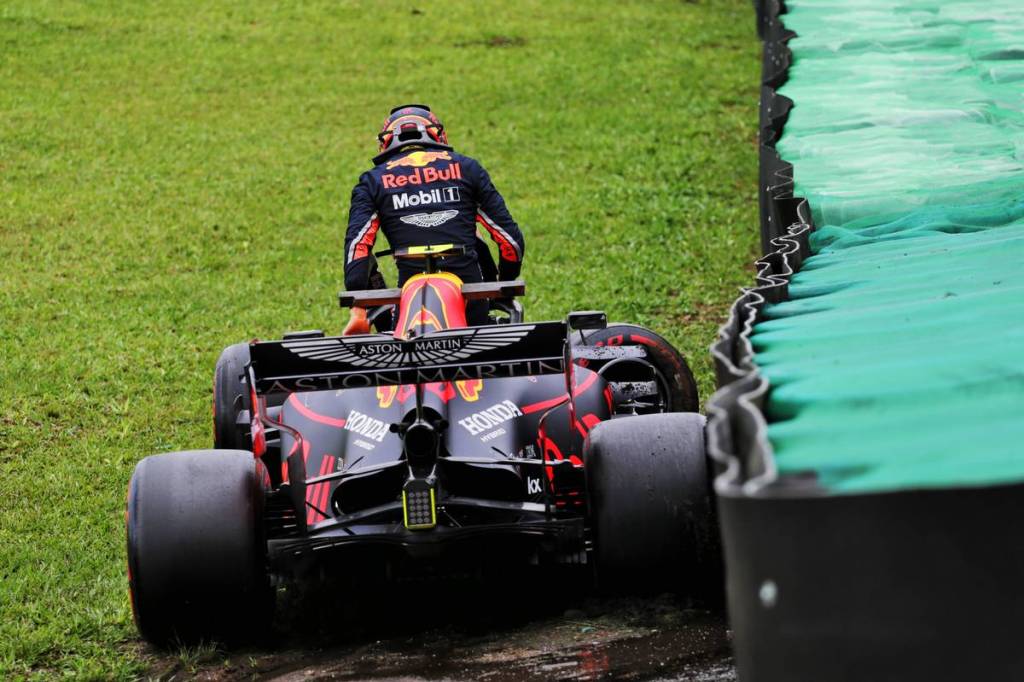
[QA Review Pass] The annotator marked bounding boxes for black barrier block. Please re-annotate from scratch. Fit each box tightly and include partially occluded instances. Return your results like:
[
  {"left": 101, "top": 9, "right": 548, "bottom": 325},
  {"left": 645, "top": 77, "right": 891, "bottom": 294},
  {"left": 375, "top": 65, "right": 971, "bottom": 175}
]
[
  {"left": 761, "top": 40, "right": 792, "bottom": 89},
  {"left": 758, "top": 146, "right": 797, "bottom": 253},
  {"left": 759, "top": 88, "right": 792, "bottom": 144},
  {"left": 720, "top": 485, "right": 1024, "bottom": 682}
]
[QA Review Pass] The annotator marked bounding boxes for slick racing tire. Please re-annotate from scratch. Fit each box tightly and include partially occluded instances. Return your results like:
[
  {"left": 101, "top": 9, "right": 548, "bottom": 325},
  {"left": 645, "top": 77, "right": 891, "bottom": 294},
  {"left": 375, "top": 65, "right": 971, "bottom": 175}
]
[
  {"left": 126, "top": 449, "right": 273, "bottom": 646},
  {"left": 213, "top": 343, "right": 253, "bottom": 450},
  {"left": 584, "top": 413, "right": 721, "bottom": 602},
  {"left": 214, "top": 342, "right": 287, "bottom": 452},
  {"left": 572, "top": 324, "right": 698, "bottom": 413}
]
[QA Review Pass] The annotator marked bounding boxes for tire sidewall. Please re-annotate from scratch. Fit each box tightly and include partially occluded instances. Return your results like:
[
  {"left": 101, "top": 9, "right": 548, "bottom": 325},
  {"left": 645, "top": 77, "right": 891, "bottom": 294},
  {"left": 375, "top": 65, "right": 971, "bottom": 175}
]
[
  {"left": 126, "top": 449, "right": 269, "bottom": 645},
  {"left": 584, "top": 413, "right": 718, "bottom": 599},
  {"left": 213, "top": 343, "right": 252, "bottom": 450}
]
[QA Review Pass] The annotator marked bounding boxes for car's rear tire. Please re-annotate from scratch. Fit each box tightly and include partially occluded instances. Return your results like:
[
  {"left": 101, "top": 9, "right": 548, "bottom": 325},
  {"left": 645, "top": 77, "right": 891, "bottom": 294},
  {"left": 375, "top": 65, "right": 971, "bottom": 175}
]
[
  {"left": 126, "top": 449, "right": 272, "bottom": 646},
  {"left": 584, "top": 413, "right": 721, "bottom": 602},
  {"left": 213, "top": 343, "right": 252, "bottom": 450},
  {"left": 573, "top": 324, "right": 698, "bottom": 413}
]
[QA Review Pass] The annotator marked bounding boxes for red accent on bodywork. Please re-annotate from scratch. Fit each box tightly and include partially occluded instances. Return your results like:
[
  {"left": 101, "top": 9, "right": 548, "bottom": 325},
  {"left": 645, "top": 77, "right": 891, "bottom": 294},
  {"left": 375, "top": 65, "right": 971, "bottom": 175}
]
[
  {"left": 574, "top": 413, "right": 603, "bottom": 439},
  {"left": 251, "top": 418, "right": 266, "bottom": 457},
  {"left": 522, "top": 394, "right": 568, "bottom": 415},
  {"left": 282, "top": 440, "right": 299, "bottom": 481},
  {"left": 377, "top": 385, "right": 398, "bottom": 408},
  {"left": 538, "top": 416, "right": 565, "bottom": 489},
  {"left": 249, "top": 380, "right": 266, "bottom": 456},
  {"left": 288, "top": 393, "right": 347, "bottom": 428},
  {"left": 281, "top": 437, "right": 309, "bottom": 483},
  {"left": 282, "top": 438, "right": 301, "bottom": 481},
  {"left": 394, "top": 274, "right": 468, "bottom": 339},
  {"left": 596, "top": 335, "right": 625, "bottom": 347},
  {"left": 524, "top": 371, "right": 599, "bottom": 445},
  {"left": 572, "top": 370, "right": 600, "bottom": 398},
  {"left": 425, "top": 382, "right": 457, "bottom": 402},
  {"left": 456, "top": 379, "right": 484, "bottom": 401},
  {"left": 541, "top": 432, "right": 565, "bottom": 461},
  {"left": 306, "top": 454, "right": 335, "bottom": 525},
  {"left": 316, "top": 455, "right": 336, "bottom": 518},
  {"left": 304, "top": 462, "right": 321, "bottom": 526},
  {"left": 256, "top": 459, "right": 272, "bottom": 489},
  {"left": 386, "top": 382, "right": 463, "bottom": 405}
]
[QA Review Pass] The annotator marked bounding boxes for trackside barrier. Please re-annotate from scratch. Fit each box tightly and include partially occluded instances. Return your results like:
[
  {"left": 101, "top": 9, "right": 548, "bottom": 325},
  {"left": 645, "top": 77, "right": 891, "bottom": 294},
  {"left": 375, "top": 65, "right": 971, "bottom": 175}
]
[{"left": 705, "top": 1, "right": 1024, "bottom": 679}]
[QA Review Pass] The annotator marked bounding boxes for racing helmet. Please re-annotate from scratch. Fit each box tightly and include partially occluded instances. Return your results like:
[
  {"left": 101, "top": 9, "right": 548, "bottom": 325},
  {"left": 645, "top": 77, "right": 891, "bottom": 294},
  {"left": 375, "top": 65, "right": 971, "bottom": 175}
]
[{"left": 377, "top": 104, "right": 448, "bottom": 154}]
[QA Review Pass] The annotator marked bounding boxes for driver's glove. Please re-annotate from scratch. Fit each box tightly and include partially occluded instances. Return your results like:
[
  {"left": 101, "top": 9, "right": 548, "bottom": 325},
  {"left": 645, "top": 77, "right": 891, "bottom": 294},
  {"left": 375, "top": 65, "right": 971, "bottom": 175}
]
[{"left": 343, "top": 306, "right": 370, "bottom": 336}]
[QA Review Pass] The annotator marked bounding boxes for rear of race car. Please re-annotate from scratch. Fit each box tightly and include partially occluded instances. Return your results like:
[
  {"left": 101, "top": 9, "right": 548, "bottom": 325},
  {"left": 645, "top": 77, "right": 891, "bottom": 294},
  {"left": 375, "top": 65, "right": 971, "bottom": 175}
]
[
  {"left": 125, "top": 270, "right": 714, "bottom": 646},
  {"left": 251, "top": 318, "right": 607, "bottom": 578}
]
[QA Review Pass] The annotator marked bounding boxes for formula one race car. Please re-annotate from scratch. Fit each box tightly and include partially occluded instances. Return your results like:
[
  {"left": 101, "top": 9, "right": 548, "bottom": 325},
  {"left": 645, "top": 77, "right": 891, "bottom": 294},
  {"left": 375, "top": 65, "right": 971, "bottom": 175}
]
[{"left": 126, "top": 245, "right": 719, "bottom": 645}]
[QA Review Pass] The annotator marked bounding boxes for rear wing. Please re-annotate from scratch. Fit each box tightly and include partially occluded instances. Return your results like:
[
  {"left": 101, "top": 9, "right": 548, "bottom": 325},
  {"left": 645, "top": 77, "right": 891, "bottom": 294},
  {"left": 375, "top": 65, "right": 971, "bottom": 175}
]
[
  {"left": 249, "top": 321, "right": 569, "bottom": 395},
  {"left": 338, "top": 280, "right": 526, "bottom": 308}
]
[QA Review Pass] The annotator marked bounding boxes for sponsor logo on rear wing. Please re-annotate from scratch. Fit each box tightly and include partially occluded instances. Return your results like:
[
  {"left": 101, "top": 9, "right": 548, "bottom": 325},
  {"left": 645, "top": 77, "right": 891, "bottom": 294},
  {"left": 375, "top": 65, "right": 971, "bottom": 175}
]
[{"left": 248, "top": 322, "right": 568, "bottom": 395}]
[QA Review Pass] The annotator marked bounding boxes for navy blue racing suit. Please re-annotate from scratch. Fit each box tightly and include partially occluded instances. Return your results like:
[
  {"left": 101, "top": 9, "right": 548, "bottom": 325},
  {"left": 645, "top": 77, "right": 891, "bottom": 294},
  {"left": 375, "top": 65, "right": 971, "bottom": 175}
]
[{"left": 344, "top": 143, "right": 524, "bottom": 326}]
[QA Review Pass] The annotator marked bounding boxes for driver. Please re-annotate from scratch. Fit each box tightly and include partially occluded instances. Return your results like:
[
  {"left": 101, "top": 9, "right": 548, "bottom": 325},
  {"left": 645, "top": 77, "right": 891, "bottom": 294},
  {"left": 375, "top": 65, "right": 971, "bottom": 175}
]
[{"left": 343, "top": 104, "right": 524, "bottom": 333}]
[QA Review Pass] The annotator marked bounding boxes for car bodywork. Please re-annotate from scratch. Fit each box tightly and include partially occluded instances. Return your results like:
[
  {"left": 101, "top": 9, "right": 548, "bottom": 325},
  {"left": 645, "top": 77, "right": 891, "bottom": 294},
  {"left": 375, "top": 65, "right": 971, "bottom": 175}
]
[{"left": 241, "top": 261, "right": 668, "bottom": 577}]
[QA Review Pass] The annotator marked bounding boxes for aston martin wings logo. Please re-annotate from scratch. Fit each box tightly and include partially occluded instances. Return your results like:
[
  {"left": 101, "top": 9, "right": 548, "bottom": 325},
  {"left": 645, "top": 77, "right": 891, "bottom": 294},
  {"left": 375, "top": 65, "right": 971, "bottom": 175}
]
[
  {"left": 281, "top": 325, "right": 537, "bottom": 369},
  {"left": 400, "top": 210, "right": 459, "bottom": 228}
]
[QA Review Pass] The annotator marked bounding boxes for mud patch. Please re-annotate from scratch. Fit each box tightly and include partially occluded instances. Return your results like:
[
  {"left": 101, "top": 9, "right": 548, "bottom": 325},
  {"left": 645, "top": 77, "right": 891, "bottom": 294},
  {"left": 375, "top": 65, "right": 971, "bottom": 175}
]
[
  {"left": 153, "top": 593, "right": 733, "bottom": 681},
  {"left": 455, "top": 35, "right": 527, "bottom": 48}
]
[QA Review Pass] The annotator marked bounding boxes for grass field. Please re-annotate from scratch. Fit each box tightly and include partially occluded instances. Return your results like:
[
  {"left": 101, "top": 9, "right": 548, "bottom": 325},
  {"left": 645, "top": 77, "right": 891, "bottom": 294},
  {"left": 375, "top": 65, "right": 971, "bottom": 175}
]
[{"left": 0, "top": 1, "right": 758, "bottom": 677}]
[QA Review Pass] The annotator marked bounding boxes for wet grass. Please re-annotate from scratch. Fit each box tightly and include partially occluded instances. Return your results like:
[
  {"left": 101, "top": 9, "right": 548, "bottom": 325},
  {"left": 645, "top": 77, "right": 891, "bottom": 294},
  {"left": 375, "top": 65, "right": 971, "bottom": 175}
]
[{"left": 0, "top": 0, "right": 758, "bottom": 677}]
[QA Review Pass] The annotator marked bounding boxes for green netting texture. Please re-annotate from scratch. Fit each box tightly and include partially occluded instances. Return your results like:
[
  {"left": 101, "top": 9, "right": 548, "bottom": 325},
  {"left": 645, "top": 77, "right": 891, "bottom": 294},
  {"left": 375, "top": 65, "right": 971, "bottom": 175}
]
[{"left": 752, "top": 0, "right": 1024, "bottom": 493}]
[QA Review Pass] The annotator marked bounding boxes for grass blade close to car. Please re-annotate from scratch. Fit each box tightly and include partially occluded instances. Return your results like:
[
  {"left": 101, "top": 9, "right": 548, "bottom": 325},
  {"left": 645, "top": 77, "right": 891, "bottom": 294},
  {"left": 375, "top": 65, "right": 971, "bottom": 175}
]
[{"left": 0, "top": 1, "right": 757, "bottom": 677}]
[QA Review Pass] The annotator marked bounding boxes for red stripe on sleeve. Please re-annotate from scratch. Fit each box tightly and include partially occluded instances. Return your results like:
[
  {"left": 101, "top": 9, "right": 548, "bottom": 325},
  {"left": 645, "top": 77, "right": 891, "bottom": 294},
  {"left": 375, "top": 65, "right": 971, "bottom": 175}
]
[
  {"left": 476, "top": 214, "right": 519, "bottom": 262},
  {"left": 354, "top": 217, "right": 381, "bottom": 260}
]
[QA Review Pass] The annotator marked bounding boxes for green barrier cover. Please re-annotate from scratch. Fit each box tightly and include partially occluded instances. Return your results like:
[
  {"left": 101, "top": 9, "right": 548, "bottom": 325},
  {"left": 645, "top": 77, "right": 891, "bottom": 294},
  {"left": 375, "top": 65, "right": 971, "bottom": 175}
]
[{"left": 751, "top": 0, "right": 1024, "bottom": 493}]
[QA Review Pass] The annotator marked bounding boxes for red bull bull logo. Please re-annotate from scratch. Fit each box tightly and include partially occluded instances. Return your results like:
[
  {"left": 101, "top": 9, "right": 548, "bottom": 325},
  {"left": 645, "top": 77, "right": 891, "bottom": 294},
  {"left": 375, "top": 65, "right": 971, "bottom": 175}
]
[
  {"left": 376, "top": 385, "right": 398, "bottom": 409},
  {"left": 376, "top": 381, "right": 481, "bottom": 408},
  {"left": 456, "top": 379, "right": 483, "bottom": 402},
  {"left": 386, "top": 150, "right": 452, "bottom": 169}
]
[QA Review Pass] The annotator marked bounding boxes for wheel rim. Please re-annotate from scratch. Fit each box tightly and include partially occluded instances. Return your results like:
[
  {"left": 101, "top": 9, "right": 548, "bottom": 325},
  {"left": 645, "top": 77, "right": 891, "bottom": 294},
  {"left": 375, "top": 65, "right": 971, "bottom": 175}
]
[{"left": 597, "top": 358, "right": 672, "bottom": 414}]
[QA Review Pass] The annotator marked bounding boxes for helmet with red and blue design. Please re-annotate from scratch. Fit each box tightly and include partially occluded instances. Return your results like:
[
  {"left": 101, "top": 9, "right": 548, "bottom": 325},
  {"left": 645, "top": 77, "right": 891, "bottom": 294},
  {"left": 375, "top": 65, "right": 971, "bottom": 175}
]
[{"left": 377, "top": 104, "right": 449, "bottom": 155}]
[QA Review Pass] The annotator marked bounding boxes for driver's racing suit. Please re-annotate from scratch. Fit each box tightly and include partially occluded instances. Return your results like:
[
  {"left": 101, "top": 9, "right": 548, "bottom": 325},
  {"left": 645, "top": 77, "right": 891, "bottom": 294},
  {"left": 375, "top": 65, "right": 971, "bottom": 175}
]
[{"left": 344, "top": 144, "right": 524, "bottom": 326}]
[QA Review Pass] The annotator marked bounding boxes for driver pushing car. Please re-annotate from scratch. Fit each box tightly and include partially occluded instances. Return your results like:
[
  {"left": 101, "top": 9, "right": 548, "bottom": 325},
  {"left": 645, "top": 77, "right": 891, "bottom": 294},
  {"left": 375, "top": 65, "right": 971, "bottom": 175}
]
[{"left": 343, "top": 104, "right": 525, "bottom": 334}]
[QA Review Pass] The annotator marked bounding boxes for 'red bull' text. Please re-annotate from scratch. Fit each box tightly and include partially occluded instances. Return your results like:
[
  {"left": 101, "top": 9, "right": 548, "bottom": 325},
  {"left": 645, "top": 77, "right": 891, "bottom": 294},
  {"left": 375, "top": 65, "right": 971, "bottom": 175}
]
[{"left": 381, "top": 163, "right": 462, "bottom": 189}]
